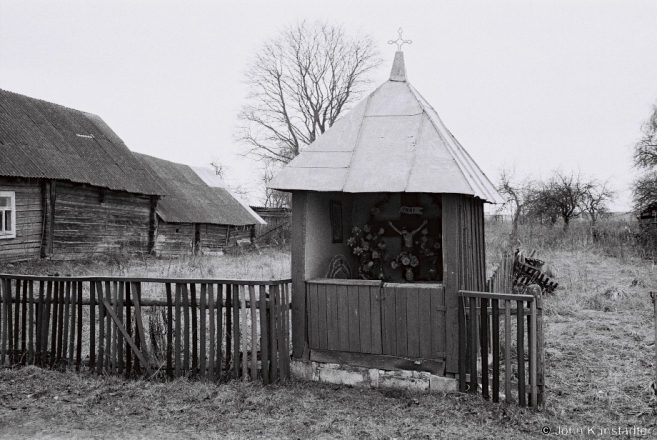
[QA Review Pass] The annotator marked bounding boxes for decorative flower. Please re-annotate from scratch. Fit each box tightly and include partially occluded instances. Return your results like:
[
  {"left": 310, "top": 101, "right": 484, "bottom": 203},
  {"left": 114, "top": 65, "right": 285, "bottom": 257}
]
[
  {"left": 366, "top": 234, "right": 372, "bottom": 240},
  {"left": 391, "top": 261, "right": 398, "bottom": 269},
  {"left": 410, "top": 256, "right": 419, "bottom": 267},
  {"left": 401, "top": 256, "right": 411, "bottom": 266},
  {"left": 362, "top": 242, "right": 370, "bottom": 251},
  {"left": 363, "top": 224, "right": 371, "bottom": 233},
  {"left": 347, "top": 237, "right": 357, "bottom": 246},
  {"left": 422, "top": 228, "right": 429, "bottom": 235},
  {"left": 378, "top": 242, "right": 386, "bottom": 249},
  {"left": 352, "top": 226, "right": 361, "bottom": 234},
  {"left": 354, "top": 247, "right": 363, "bottom": 255},
  {"left": 372, "top": 251, "right": 379, "bottom": 259},
  {"left": 379, "top": 228, "right": 385, "bottom": 235},
  {"left": 367, "top": 261, "right": 374, "bottom": 268}
]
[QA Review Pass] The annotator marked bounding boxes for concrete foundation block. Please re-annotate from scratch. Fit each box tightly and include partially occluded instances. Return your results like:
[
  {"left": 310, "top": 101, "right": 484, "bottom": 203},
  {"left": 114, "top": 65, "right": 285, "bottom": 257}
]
[
  {"left": 290, "top": 360, "right": 314, "bottom": 381},
  {"left": 379, "top": 369, "right": 430, "bottom": 391},
  {"left": 317, "top": 364, "right": 369, "bottom": 387},
  {"left": 430, "top": 374, "right": 457, "bottom": 392}
]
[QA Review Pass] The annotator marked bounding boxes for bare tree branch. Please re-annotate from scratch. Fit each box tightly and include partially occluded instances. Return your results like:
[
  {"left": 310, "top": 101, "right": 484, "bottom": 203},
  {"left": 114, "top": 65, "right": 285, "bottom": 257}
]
[{"left": 235, "top": 20, "right": 381, "bottom": 166}]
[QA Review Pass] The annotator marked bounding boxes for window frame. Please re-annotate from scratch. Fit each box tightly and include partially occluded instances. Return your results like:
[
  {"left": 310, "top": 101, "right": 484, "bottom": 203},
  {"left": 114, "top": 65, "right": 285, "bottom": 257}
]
[{"left": 0, "top": 191, "right": 16, "bottom": 239}]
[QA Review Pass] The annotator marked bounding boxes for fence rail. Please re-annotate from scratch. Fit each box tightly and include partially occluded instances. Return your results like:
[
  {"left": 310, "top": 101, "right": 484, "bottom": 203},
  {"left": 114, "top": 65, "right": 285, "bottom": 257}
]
[{"left": 0, "top": 275, "right": 291, "bottom": 384}]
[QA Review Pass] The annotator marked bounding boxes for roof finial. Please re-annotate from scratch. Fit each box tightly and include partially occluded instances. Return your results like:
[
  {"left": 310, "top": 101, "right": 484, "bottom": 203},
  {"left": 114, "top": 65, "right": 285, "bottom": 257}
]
[{"left": 388, "top": 28, "right": 412, "bottom": 52}]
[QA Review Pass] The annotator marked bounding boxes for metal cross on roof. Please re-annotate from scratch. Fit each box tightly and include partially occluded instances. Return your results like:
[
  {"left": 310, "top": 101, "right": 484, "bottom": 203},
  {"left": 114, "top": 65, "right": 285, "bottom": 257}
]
[{"left": 388, "top": 28, "right": 412, "bottom": 51}]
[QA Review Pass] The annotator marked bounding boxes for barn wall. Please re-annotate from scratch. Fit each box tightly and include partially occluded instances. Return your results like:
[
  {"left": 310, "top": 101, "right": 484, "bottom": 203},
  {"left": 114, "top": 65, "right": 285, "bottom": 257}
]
[
  {"left": 226, "top": 225, "right": 254, "bottom": 247},
  {"left": 154, "top": 222, "right": 195, "bottom": 257},
  {"left": 442, "top": 194, "right": 486, "bottom": 374},
  {"left": 200, "top": 223, "right": 229, "bottom": 253},
  {"left": 0, "top": 178, "right": 43, "bottom": 263},
  {"left": 51, "top": 181, "right": 152, "bottom": 259},
  {"left": 253, "top": 208, "right": 290, "bottom": 244}
]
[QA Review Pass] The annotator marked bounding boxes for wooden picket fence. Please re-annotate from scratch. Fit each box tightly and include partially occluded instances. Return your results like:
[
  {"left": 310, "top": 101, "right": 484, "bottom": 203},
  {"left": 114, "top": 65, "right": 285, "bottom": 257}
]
[
  {"left": 458, "top": 253, "right": 545, "bottom": 408},
  {"left": 0, "top": 275, "right": 291, "bottom": 384}
]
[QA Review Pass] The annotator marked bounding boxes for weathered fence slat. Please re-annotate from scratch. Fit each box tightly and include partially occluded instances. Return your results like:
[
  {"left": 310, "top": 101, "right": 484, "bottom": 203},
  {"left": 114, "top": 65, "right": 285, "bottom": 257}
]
[
  {"left": 240, "top": 284, "right": 248, "bottom": 381},
  {"left": 117, "top": 282, "right": 124, "bottom": 375},
  {"left": 62, "top": 282, "right": 69, "bottom": 366},
  {"left": 182, "top": 283, "right": 190, "bottom": 373},
  {"left": 76, "top": 281, "right": 82, "bottom": 371},
  {"left": 21, "top": 280, "right": 28, "bottom": 365},
  {"left": 200, "top": 283, "right": 207, "bottom": 379},
  {"left": 28, "top": 281, "right": 34, "bottom": 364},
  {"left": 530, "top": 299, "right": 538, "bottom": 408},
  {"left": 89, "top": 281, "right": 95, "bottom": 369},
  {"left": 468, "top": 296, "right": 477, "bottom": 394},
  {"left": 190, "top": 283, "right": 198, "bottom": 376},
  {"left": 259, "top": 285, "right": 269, "bottom": 385},
  {"left": 132, "top": 282, "right": 149, "bottom": 370},
  {"left": 14, "top": 279, "right": 20, "bottom": 364},
  {"left": 208, "top": 284, "right": 215, "bottom": 380},
  {"left": 249, "top": 285, "right": 257, "bottom": 381},
  {"left": 517, "top": 299, "right": 526, "bottom": 407},
  {"left": 68, "top": 282, "right": 75, "bottom": 366},
  {"left": 166, "top": 283, "right": 173, "bottom": 378},
  {"left": 218, "top": 284, "right": 225, "bottom": 380},
  {"left": 270, "top": 285, "right": 278, "bottom": 383},
  {"left": 491, "top": 298, "right": 500, "bottom": 403},
  {"left": 232, "top": 284, "right": 240, "bottom": 380},
  {"left": 125, "top": 282, "right": 132, "bottom": 376}
]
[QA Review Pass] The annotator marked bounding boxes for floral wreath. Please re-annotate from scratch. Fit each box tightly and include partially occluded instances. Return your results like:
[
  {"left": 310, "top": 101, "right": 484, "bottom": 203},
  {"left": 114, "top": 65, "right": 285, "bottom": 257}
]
[{"left": 347, "top": 223, "right": 387, "bottom": 280}]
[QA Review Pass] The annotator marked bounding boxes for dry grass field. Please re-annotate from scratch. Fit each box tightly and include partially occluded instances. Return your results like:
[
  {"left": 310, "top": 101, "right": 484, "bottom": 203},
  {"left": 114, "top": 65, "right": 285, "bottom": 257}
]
[{"left": 1, "top": 221, "right": 657, "bottom": 439}]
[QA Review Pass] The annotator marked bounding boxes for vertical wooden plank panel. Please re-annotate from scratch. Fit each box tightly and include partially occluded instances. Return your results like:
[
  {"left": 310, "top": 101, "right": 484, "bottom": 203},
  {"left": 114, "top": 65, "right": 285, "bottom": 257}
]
[
  {"left": 517, "top": 300, "right": 526, "bottom": 406},
  {"left": 76, "top": 281, "right": 82, "bottom": 371},
  {"left": 504, "top": 300, "right": 511, "bottom": 403},
  {"left": 221, "top": 284, "right": 228, "bottom": 378},
  {"left": 276, "top": 284, "right": 286, "bottom": 381},
  {"left": 317, "top": 284, "right": 328, "bottom": 351},
  {"left": 68, "top": 282, "right": 75, "bottom": 366},
  {"left": 326, "top": 284, "right": 339, "bottom": 351},
  {"left": 104, "top": 282, "right": 111, "bottom": 372},
  {"left": 469, "top": 296, "right": 477, "bottom": 394},
  {"left": 125, "top": 282, "right": 132, "bottom": 376},
  {"left": 249, "top": 285, "right": 257, "bottom": 381},
  {"left": 382, "top": 285, "right": 396, "bottom": 356},
  {"left": 89, "top": 281, "right": 95, "bottom": 370},
  {"left": 200, "top": 284, "right": 207, "bottom": 379},
  {"left": 36, "top": 281, "right": 44, "bottom": 366},
  {"left": 269, "top": 285, "right": 278, "bottom": 383},
  {"left": 458, "top": 295, "right": 466, "bottom": 392},
  {"left": 417, "top": 286, "right": 432, "bottom": 359},
  {"left": 406, "top": 286, "right": 420, "bottom": 359},
  {"left": 225, "top": 284, "right": 232, "bottom": 375},
  {"left": 207, "top": 284, "right": 215, "bottom": 380},
  {"left": 358, "top": 286, "right": 372, "bottom": 354},
  {"left": 530, "top": 299, "right": 537, "bottom": 408},
  {"left": 217, "top": 284, "right": 224, "bottom": 380},
  {"left": 307, "top": 283, "right": 317, "bottom": 349},
  {"left": 347, "top": 285, "right": 360, "bottom": 353},
  {"left": 61, "top": 282, "right": 69, "bottom": 367},
  {"left": 96, "top": 282, "right": 104, "bottom": 373},
  {"left": 336, "top": 284, "right": 349, "bottom": 352},
  {"left": 370, "top": 285, "right": 382, "bottom": 355},
  {"left": 174, "top": 283, "right": 181, "bottom": 377},
  {"left": 13, "top": 280, "right": 19, "bottom": 364},
  {"left": 442, "top": 194, "right": 461, "bottom": 374},
  {"left": 111, "top": 283, "right": 118, "bottom": 374},
  {"left": 190, "top": 283, "right": 198, "bottom": 376},
  {"left": 492, "top": 298, "right": 500, "bottom": 403},
  {"left": 259, "top": 285, "right": 269, "bottom": 385},
  {"left": 57, "top": 281, "right": 65, "bottom": 366},
  {"left": 536, "top": 293, "right": 545, "bottom": 407},
  {"left": 117, "top": 283, "right": 124, "bottom": 375},
  {"left": 165, "top": 283, "right": 173, "bottom": 378},
  {"left": 28, "top": 281, "right": 34, "bottom": 364},
  {"left": 21, "top": 280, "right": 27, "bottom": 364},
  {"left": 43, "top": 282, "right": 52, "bottom": 367},
  {"left": 182, "top": 283, "right": 190, "bottom": 373},
  {"left": 480, "top": 297, "right": 489, "bottom": 400},
  {"left": 240, "top": 284, "right": 248, "bottom": 381},
  {"left": 132, "top": 282, "right": 148, "bottom": 374},
  {"left": 1, "top": 279, "right": 7, "bottom": 365},
  {"left": 232, "top": 284, "right": 240, "bottom": 380},
  {"left": 395, "top": 286, "right": 408, "bottom": 357}
]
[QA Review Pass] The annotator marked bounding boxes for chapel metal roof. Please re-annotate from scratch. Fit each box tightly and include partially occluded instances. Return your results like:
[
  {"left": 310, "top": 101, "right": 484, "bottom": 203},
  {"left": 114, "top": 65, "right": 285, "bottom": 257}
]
[
  {"left": 268, "top": 52, "right": 504, "bottom": 204},
  {"left": 0, "top": 89, "right": 167, "bottom": 196},
  {"left": 135, "top": 153, "right": 265, "bottom": 226}
]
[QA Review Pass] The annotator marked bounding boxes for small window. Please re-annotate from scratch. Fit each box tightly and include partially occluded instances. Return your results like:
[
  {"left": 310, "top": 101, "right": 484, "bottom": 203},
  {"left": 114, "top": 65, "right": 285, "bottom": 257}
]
[{"left": 0, "top": 191, "right": 16, "bottom": 239}]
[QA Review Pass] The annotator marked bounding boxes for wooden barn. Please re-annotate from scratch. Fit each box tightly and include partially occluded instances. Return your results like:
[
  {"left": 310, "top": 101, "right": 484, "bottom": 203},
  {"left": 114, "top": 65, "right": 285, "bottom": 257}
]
[
  {"left": 0, "top": 89, "right": 167, "bottom": 262},
  {"left": 136, "top": 154, "right": 265, "bottom": 256},
  {"left": 269, "top": 51, "right": 503, "bottom": 380},
  {"left": 250, "top": 206, "right": 291, "bottom": 244}
]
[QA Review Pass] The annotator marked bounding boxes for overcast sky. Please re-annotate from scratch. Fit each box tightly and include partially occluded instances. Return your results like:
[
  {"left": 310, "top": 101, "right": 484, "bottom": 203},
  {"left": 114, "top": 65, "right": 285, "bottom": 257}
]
[{"left": 2, "top": 1, "right": 656, "bottom": 210}]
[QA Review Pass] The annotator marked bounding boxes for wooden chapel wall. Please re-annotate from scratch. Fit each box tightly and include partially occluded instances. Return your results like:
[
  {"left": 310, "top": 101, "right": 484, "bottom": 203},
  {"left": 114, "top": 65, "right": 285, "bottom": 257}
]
[{"left": 442, "top": 194, "right": 486, "bottom": 374}]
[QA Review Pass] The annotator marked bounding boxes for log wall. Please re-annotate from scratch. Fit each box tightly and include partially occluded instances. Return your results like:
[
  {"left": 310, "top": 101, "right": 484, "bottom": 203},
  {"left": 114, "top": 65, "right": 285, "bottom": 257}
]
[
  {"left": 154, "top": 223, "right": 195, "bottom": 257},
  {"left": 51, "top": 181, "right": 152, "bottom": 259},
  {"left": 0, "top": 178, "right": 43, "bottom": 263}
]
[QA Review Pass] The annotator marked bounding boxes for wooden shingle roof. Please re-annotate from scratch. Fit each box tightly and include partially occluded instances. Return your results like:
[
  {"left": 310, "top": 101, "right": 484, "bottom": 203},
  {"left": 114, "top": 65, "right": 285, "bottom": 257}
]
[
  {"left": 136, "top": 154, "right": 265, "bottom": 226},
  {"left": 268, "top": 52, "right": 504, "bottom": 204},
  {"left": 0, "top": 89, "right": 166, "bottom": 195}
]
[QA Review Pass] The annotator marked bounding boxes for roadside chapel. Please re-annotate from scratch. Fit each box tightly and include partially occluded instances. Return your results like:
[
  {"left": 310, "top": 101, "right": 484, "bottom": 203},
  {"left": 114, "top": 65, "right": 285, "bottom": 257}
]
[{"left": 269, "top": 49, "right": 503, "bottom": 379}]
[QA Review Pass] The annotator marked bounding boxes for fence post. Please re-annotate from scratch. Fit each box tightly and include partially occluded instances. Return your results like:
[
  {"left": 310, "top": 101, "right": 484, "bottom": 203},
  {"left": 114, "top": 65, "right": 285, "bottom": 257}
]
[
  {"left": 536, "top": 289, "right": 545, "bottom": 407},
  {"left": 652, "top": 292, "right": 657, "bottom": 398}
]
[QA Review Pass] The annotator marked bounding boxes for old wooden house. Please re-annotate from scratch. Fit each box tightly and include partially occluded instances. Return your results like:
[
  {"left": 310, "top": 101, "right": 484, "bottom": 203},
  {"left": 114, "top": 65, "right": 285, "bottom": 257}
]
[
  {"left": 0, "top": 89, "right": 167, "bottom": 262},
  {"left": 251, "top": 206, "right": 291, "bottom": 244},
  {"left": 136, "top": 154, "right": 265, "bottom": 256},
  {"left": 269, "top": 52, "right": 503, "bottom": 381}
]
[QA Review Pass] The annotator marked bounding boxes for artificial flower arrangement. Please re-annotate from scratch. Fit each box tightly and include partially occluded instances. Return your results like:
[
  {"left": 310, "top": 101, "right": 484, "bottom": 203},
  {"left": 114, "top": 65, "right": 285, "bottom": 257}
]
[
  {"left": 390, "top": 227, "right": 442, "bottom": 282},
  {"left": 347, "top": 223, "right": 387, "bottom": 280},
  {"left": 390, "top": 251, "right": 420, "bottom": 281}
]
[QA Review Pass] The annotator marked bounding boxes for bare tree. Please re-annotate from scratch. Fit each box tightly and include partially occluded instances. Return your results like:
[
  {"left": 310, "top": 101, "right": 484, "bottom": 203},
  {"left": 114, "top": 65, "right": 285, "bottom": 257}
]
[
  {"left": 579, "top": 179, "right": 614, "bottom": 226},
  {"left": 496, "top": 167, "right": 537, "bottom": 242},
  {"left": 236, "top": 21, "right": 381, "bottom": 164},
  {"left": 633, "top": 104, "right": 657, "bottom": 209},
  {"left": 261, "top": 160, "right": 291, "bottom": 208},
  {"left": 209, "top": 156, "right": 227, "bottom": 180}
]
